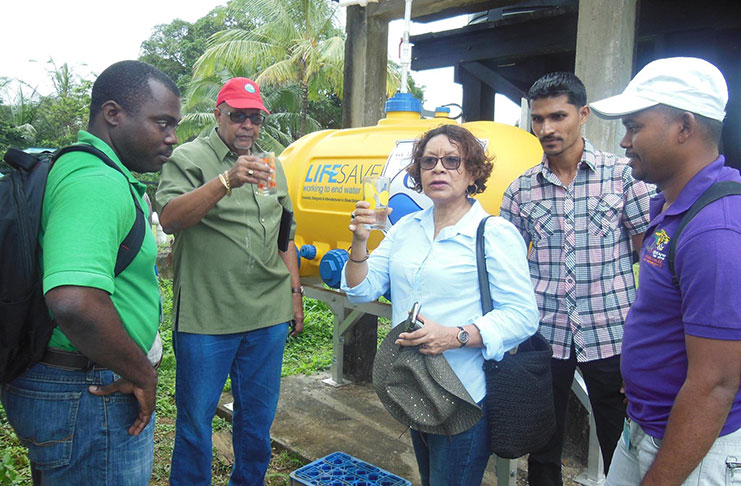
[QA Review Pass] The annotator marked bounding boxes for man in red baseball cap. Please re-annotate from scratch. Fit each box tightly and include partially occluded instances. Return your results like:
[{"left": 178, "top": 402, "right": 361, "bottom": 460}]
[
  {"left": 216, "top": 77, "right": 271, "bottom": 114},
  {"left": 155, "top": 77, "right": 303, "bottom": 485}
]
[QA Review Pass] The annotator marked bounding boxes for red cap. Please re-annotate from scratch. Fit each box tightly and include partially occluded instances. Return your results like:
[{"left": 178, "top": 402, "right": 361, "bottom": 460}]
[{"left": 216, "top": 77, "right": 270, "bottom": 114}]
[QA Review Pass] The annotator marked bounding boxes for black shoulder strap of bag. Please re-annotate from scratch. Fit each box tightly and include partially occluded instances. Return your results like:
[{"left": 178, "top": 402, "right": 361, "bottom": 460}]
[
  {"left": 666, "top": 180, "right": 741, "bottom": 288},
  {"left": 477, "top": 215, "right": 523, "bottom": 355},
  {"left": 476, "top": 216, "right": 494, "bottom": 315},
  {"left": 52, "top": 145, "right": 147, "bottom": 276}
]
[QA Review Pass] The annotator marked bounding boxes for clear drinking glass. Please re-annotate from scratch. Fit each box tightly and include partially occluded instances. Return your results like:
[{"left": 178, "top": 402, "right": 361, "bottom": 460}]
[
  {"left": 255, "top": 152, "right": 277, "bottom": 196},
  {"left": 362, "top": 175, "right": 390, "bottom": 230}
]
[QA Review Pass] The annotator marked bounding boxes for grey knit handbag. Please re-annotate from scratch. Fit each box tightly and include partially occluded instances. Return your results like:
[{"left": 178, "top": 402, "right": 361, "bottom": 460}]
[{"left": 477, "top": 216, "right": 556, "bottom": 459}]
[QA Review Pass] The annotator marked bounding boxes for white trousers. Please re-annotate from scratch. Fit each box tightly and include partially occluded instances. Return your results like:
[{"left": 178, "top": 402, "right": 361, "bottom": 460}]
[{"left": 606, "top": 419, "right": 741, "bottom": 486}]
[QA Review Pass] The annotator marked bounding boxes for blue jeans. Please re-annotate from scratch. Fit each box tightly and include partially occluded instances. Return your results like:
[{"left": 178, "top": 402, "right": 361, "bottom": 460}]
[
  {"left": 606, "top": 419, "right": 741, "bottom": 486},
  {"left": 409, "top": 400, "right": 491, "bottom": 486},
  {"left": 170, "top": 323, "right": 288, "bottom": 486},
  {"left": 0, "top": 363, "right": 154, "bottom": 486}
]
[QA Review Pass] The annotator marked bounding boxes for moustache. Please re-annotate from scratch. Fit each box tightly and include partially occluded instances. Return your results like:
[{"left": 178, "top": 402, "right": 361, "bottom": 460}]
[{"left": 540, "top": 136, "right": 560, "bottom": 143}]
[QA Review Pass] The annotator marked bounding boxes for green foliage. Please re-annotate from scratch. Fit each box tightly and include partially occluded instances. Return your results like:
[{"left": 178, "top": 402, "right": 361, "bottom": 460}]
[
  {"left": 32, "top": 62, "right": 91, "bottom": 147},
  {"left": 0, "top": 408, "right": 31, "bottom": 485},
  {"left": 0, "top": 118, "right": 26, "bottom": 172},
  {"left": 0, "top": 61, "right": 91, "bottom": 159},
  {"left": 191, "top": 0, "right": 352, "bottom": 139},
  {"left": 307, "top": 91, "right": 342, "bottom": 130},
  {"left": 282, "top": 298, "right": 334, "bottom": 376},
  {"left": 138, "top": 3, "right": 256, "bottom": 93},
  {"left": 155, "top": 278, "right": 178, "bottom": 420}
]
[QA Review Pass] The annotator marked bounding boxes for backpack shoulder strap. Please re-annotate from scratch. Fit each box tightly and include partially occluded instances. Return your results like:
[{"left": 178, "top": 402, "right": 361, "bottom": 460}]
[
  {"left": 666, "top": 180, "right": 741, "bottom": 287},
  {"left": 51, "top": 145, "right": 147, "bottom": 276}
]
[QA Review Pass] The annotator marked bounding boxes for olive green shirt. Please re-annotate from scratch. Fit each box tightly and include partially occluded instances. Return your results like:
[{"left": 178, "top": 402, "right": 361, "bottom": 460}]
[{"left": 155, "top": 128, "right": 296, "bottom": 334}]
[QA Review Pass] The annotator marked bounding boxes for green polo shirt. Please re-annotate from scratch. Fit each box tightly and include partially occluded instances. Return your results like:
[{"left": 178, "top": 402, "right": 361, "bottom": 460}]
[
  {"left": 155, "top": 127, "right": 296, "bottom": 334},
  {"left": 41, "top": 131, "right": 159, "bottom": 353}
]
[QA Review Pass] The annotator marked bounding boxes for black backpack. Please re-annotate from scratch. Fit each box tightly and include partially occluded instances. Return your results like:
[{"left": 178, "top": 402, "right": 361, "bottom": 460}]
[
  {"left": 666, "top": 180, "right": 741, "bottom": 287},
  {"left": 0, "top": 145, "right": 147, "bottom": 383}
]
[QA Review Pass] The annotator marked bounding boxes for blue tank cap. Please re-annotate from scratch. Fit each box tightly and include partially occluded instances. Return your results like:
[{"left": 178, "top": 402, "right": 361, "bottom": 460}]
[
  {"left": 319, "top": 249, "right": 349, "bottom": 289},
  {"left": 299, "top": 244, "right": 317, "bottom": 260},
  {"left": 385, "top": 92, "right": 422, "bottom": 114},
  {"left": 434, "top": 106, "right": 451, "bottom": 113}
]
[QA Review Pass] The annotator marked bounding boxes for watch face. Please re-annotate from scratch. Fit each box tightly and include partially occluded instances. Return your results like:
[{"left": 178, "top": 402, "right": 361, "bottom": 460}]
[{"left": 458, "top": 329, "right": 470, "bottom": 344}]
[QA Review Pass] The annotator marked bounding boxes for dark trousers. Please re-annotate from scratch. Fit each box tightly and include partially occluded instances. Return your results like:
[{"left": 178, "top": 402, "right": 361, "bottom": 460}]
[{"left": 527, "top": 348, "right": 626, "bottom": 486}]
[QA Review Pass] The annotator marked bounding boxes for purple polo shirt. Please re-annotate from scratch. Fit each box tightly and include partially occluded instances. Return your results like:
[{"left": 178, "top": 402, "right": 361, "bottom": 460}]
[{"left": 622, "top": 156, "right": 741, "bottom": 438}]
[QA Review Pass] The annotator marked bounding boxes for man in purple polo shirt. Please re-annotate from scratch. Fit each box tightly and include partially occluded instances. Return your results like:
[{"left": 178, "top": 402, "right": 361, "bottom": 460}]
[{"left": 591, "top": 57, "right": 741, "bottom": 485}]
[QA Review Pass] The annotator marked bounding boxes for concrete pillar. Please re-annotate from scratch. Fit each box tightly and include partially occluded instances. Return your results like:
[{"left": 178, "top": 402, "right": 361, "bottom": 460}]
[
  {"left": 342, "top": 6, "right": 389, "bottom": 128},
  {"left": 574, "top": 0, "right": 638, "bottom": 155}
]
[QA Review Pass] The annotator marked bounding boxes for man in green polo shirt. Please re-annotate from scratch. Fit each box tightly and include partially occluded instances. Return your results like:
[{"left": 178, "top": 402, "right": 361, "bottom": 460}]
[
  {"left": 156, "top": 77, "right": 304, "bottom": 486},
  {"left": 0, "top": 61, "right": 181, "bottom": 485}
]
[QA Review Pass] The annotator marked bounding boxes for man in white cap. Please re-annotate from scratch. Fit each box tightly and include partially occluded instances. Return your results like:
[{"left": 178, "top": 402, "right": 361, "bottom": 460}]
[
  {"left": 591, "top": 57, "right": 741, "bottom": 485},
  {"left": 155, "top": 78, "right": 304, "bottom": 485}
]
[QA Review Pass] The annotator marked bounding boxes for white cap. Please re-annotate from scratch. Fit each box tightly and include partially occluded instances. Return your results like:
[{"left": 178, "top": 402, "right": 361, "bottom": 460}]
[{"left": 590, "top": 57, "right": 728, "bottom": 121}]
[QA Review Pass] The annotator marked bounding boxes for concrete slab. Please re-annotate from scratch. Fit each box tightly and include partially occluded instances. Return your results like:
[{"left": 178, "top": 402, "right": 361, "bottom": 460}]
[{"left": 216, "top": 372, "right": 588, "bottom": 485}]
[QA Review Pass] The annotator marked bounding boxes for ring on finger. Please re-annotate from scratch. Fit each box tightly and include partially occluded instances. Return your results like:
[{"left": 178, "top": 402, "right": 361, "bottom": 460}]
[
  {"left": 350, "top": 212, "right": 356, "bottom": 219},
  {"left": 248, "top": 169, "right": 254, "bottom": 176}
]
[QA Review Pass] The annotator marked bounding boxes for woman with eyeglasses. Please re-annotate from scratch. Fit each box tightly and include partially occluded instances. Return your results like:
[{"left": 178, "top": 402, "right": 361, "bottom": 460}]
[{"left": 342, "top": 124, "right": 539, "bottom": 485}]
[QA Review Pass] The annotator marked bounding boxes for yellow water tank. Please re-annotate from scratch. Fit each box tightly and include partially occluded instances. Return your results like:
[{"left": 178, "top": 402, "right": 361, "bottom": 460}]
[{"left": 279, "top": 93, "right": 543, "bottom": 279}]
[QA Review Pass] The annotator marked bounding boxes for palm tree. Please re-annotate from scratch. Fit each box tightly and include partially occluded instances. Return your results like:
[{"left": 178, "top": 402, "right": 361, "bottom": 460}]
[{"left": 192, "top": 0, "right": 399, "bottom": 139}]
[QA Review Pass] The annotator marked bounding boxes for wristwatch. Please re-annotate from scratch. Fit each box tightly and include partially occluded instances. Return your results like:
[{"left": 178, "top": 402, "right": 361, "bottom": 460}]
[
  {"left": 291, "top": 286, "right": 304, "bottom": 296},
  {"left": 456, "top": 326, "right": 470, "bottom": 348}
]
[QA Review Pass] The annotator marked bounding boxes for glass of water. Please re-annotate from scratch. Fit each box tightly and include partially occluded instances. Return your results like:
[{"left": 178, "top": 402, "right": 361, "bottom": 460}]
[
  {"left": 362, "top": 175, "right": 390, "bottom": 230},
  {"left": 255, "top": 152, "right": 277, "bottom": 196}
]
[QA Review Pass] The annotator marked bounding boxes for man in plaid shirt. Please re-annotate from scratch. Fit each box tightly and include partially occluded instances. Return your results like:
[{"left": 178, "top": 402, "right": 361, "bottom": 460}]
[{"left": 499, "top": 72, "right": 654, "bottom": 486}]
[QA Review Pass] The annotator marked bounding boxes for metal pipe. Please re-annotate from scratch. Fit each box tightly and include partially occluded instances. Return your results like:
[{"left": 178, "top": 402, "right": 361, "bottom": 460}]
[{"left": 399, "top": 0, "right": 413, "bottom": 93}]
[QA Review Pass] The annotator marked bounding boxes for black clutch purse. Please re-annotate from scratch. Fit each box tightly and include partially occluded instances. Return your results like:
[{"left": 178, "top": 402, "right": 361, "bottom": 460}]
[{"left": 278, "top": 206, "right": 293, "bottom": 252}]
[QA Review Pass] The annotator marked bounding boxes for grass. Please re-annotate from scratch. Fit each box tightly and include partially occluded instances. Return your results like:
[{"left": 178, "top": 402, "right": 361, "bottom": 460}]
[
  {"left": 0, "top": 276, "right": 363, "bottom": 486},
  {"left": 0, "top": 412, "right": 29, "bottom": 486}
]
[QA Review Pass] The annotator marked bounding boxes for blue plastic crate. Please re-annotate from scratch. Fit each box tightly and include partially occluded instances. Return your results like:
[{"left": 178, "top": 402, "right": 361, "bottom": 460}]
[{"left": 290, "top": 451, "right": 411, "bottom": 486}]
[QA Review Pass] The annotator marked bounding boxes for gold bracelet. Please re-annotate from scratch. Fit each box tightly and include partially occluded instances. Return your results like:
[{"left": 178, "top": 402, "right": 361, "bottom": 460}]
[
  {"left": 218, "top": 172, "right": 231, "bottom": 197},
  {"left": 223, "top": 170, "right": 232, "bottom": 196}
]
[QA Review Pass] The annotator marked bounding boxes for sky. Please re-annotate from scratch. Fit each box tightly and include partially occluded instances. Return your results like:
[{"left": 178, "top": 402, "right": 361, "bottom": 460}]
[{"left": 0, "top": 0, "right": 520, "bottom": 124}]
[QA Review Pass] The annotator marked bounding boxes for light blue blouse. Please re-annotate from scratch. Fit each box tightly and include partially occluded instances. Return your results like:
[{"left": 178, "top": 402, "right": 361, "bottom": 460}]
[{"left": 341, "top": 200, "right": 539, "bottom": 402}]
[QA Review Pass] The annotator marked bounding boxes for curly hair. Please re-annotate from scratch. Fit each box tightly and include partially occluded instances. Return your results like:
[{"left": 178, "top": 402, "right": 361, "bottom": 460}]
[{"left": 406, "top": 124, "right": 494, "bottom": 195}]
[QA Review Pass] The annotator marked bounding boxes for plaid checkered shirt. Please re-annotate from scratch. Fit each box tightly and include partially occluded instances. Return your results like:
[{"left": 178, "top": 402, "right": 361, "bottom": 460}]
[{"left": 500, "top": 139, "right": 654, "bottom": 361}]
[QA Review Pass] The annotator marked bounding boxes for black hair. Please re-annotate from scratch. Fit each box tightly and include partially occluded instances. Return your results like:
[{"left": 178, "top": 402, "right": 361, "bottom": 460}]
[
  {"left": 407, "top": 124, "right": 494, "bottom": 195},
  {"left": 527, "top": 72, "right": 587, "bottom": 107},
  {"left": 89, "top": 60, "right": 179, "bottom": 125},
  {"left": 698, "top": 114, "right": 724, "bottom": 145},
  {"left": 658, "top": 105, "right": 723, "bottom": 145}
]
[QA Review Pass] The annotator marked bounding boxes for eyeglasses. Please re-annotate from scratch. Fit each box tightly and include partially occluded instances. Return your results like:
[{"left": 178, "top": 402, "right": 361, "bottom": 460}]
[
  {"left": 418, "top": 155, "right": 462, "bottom": 170},
  {"left": 217, "top": 108, "right": 265, "bottom": 125}
]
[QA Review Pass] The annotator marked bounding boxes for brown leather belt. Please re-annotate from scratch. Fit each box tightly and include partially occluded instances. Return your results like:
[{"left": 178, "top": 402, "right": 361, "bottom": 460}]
[{"left": 41, "top": 348, "right": 106, "bottom": 371}]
